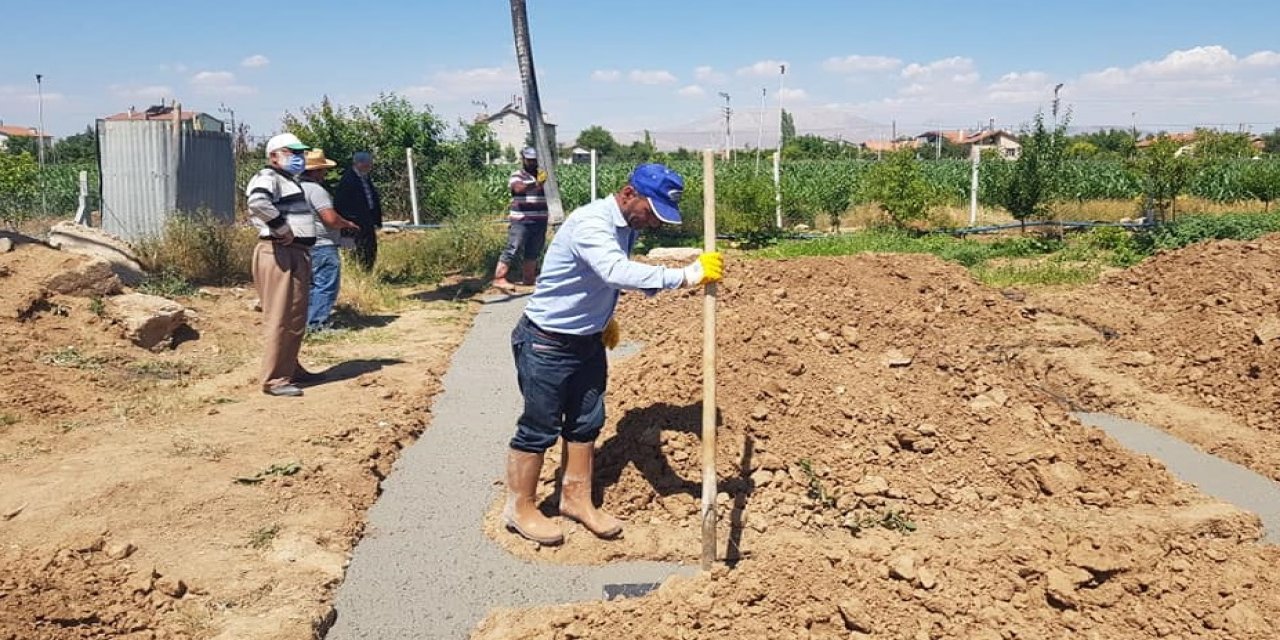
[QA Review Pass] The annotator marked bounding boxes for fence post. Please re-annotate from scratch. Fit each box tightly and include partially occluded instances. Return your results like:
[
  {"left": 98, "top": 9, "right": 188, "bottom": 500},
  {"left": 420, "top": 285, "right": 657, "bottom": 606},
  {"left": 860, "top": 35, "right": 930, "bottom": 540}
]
[
  {"left": 969, "top": 148, "right": 980, "bottom": 227},
  {"left": 74, "top": 170, "right": 89, "bottom": 225},
  {"left": 406, "top": 146, "right": 421, "bottom": 226},
  {"left": 589, "top": 149, "right": 598, "bottom": 201},
  {"left": 773, "top": 149, "right": 782, "bottom": 229}
]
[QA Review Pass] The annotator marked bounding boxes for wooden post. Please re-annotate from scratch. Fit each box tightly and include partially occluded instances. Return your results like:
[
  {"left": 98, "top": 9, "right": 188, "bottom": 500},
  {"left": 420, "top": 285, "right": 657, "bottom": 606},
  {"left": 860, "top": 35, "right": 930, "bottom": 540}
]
[{"left": 700, "top": 150, "right": 718, "bottom": 571}]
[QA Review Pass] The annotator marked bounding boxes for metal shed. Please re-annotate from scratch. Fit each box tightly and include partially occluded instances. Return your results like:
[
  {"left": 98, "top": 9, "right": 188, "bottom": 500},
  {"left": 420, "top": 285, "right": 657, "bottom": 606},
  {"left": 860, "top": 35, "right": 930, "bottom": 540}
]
[{"left": 98, "top": 105, "right": 234, "bottom": 240}]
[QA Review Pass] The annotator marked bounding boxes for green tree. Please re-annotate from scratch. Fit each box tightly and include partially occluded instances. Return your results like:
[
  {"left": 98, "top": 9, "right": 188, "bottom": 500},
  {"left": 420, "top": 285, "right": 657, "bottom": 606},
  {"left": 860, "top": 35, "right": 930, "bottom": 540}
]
[
  {"left": 861, "top": 149, "right": 935, "bottom": 227},
  {"left": 1131, "top": 135, "right": 1195, "bottom": 221},
  {"left": 0, "top": 152, "right": 39, "bottom": 223},
  {"left": 780, "top": 109, "right": 796, "bottom": 147},
  {"left": 575, "top": 125, "right": 619, "bottom": 157},
  {"left": 1071, "top": 129, "right": 1136, "bottom": 159},
  {"left": 1261, "top": 128, "right": 1280, "bottom": 155},
  {"left": 993, "top": 112, "right": 1068, "bottom": 226},
  {"left": 52, "top": 126, "right": 97, "bottom": 164},
  {"left": 1193, "top": 128, "right": 1256, "bottom": 159},
  {"left": 2, "top": 135, "right": 39, "bottom": 157},
  {"left": 1241, "top": 160, "right": 1280, "bottom": 211}
]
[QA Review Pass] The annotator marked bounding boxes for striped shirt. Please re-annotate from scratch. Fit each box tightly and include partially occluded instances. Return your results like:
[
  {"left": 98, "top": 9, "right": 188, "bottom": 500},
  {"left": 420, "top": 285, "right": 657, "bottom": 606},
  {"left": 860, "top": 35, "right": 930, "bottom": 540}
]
[
  {"left": 246, "top": 167, "right": 317, "bottom": 246},
  {"left": 508, "top": 168, "right": 548, "bottom": 222}
]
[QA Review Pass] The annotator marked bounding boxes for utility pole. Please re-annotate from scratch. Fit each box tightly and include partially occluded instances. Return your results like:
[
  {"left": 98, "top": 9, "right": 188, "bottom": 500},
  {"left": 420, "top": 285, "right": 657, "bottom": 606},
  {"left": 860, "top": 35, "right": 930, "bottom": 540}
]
[
  {"left": 218, "top": 103, "right": 236, "bottom": 159},
  {"left": 755, "top": 87, "right": 766, "bottom": 174},
  {"left": 35, "top": 73, "right": 47, "bottom": 217},
  {"left": 718, "top": 91, "right": 732, "bottom": 161}
]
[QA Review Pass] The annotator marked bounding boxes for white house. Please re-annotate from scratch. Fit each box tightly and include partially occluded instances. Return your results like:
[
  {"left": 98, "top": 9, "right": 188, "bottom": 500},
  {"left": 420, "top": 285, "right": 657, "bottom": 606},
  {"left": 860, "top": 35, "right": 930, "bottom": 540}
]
[
  {"left": 103, "top": 103, "right": 225, "bottom": 133},
  {"left": 965, "top": 129, "right": 1021, "bottom": 159},
  {"left": 0, "top": 124, "right": 53, "bottom": 151},
  {"left": 477, "top": 97, "right": 556, "bottom": 163}
]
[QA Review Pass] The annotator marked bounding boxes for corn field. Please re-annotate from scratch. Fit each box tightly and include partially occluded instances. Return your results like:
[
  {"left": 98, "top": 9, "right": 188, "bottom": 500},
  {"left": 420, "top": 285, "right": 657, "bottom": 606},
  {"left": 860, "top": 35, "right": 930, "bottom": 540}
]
[{"left": 5, "top": 157, "right": 1279, "bottom": 227}]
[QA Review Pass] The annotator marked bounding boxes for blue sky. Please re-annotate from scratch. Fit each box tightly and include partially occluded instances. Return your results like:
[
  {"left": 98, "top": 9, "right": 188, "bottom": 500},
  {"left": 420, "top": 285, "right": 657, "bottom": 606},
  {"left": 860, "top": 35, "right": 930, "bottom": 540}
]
[{"left": 2, "top": 0, "right": 1279, "bottom": 143}]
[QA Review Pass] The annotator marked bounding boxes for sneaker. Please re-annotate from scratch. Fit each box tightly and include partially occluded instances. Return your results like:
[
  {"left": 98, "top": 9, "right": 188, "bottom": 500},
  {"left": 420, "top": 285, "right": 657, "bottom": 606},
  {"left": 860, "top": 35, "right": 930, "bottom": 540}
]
[{"left": 264, "top": 384, "right": 303, "bottom": 397}]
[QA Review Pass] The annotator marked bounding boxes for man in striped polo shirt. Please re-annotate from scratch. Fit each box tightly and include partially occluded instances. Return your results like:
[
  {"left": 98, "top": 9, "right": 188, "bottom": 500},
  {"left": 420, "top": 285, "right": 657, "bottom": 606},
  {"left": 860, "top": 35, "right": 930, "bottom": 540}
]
[
  {"left": 246, "top": 133, "right": 319, "bottom": 397},
  {"left": 492, "top": 147, "right": 549, "bottom": 292}
]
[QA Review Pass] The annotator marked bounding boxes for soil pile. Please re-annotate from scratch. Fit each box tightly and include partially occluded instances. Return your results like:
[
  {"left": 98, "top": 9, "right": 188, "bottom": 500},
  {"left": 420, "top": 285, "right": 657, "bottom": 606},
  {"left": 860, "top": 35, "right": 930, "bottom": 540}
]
[
  {"left": 479, "top": 253, "right": 1280, "bottom": 639},
  {"left": 1044, "top": 235, "right": 1280, "bottom": 429}
]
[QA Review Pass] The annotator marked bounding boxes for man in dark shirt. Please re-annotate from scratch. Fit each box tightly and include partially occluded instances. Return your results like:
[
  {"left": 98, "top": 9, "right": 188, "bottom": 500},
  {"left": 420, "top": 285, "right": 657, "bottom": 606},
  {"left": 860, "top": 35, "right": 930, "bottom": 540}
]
[{"left": 334, "top": 151, "right": 382, "bottom": 271}]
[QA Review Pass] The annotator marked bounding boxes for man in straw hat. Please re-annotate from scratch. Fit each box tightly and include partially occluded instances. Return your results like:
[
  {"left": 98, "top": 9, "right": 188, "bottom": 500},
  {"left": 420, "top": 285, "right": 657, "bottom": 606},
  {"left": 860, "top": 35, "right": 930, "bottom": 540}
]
[
  {"left": 246, "top": 133, "right": 320, "bottom": 397},
  {"left": 301, "top": 149, "right": 359, "bottom": 332},
  {"left": 501, "top": 163, "right": 723, "bottom": 545}
]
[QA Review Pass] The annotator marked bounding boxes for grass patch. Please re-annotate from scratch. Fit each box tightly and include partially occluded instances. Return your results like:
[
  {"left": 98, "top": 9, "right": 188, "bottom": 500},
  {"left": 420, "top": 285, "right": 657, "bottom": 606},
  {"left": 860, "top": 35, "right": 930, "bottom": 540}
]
[
  {"left": 246, "top": 524, "right": 280, "bottom": 550},
  {"left": 134, "top": 214, "right": 257, "bottom": 286},
  {"left": 972, "top": 262, "right": 1102, "bottom": 288},
  {"left": 127, "top": 360, "right": 193, "bottom": 380},
  {"left": 234, "top": 461, "right": 302, "bottom": 484},
  {"left": 171, "top": 435, "right": 230, "bottom": 461},
  {"left": 0, "top": 413, "right": 17, "bottom": 428},
  {"left": 39, "top": 346, "right": 106, "bottom": 369},
  {"left": 136, "top": 267, "right": 198, "bottom": 298}
]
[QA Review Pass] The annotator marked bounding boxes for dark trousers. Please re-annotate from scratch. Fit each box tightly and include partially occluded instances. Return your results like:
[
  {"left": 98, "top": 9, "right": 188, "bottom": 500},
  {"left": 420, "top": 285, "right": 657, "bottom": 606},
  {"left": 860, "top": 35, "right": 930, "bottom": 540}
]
[
  {"left": 509, "top": 315, "right": 607, "bottom": 453},
  {"left": 352, "top": 228, "right": 377, "bottom": 271}
]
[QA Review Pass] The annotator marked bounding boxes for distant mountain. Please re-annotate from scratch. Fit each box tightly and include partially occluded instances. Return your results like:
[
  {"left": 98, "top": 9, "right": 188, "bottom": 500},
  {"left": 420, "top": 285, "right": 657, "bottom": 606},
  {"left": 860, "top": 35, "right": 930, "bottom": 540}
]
[{"left": 613, "top": 106, "right": 888, "bottom": 151}]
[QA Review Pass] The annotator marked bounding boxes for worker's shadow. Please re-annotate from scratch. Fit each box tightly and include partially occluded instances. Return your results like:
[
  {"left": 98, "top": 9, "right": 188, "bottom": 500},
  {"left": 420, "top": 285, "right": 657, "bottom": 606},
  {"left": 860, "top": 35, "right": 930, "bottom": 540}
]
[{"left": 588, "top": 402, "right": 756, "bottom": 565}]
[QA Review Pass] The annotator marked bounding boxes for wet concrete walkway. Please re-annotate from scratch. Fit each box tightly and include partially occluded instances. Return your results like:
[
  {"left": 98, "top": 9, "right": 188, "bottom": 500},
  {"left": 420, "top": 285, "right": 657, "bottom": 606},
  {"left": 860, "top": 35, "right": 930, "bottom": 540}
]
[
  {"left": 1075, "top": 412, "right": 1280, "bottom": 544},
  {"left": 327, "top": 295, "right": 688, "bottom": 639}
]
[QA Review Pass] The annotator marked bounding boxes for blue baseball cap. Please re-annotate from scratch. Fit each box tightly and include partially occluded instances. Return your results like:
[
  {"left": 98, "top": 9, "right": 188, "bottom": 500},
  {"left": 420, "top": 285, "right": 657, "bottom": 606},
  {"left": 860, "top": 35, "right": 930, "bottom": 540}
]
[{"left": 628, "top": 163, "right": 684, "bottom": 224}]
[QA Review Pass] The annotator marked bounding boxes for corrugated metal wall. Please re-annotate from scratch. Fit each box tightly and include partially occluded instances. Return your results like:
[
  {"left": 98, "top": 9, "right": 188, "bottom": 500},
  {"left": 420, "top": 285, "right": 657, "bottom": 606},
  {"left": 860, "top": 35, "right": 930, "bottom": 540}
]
[{"left": 99, "top": 120, "right": 233, "bottom": 240}]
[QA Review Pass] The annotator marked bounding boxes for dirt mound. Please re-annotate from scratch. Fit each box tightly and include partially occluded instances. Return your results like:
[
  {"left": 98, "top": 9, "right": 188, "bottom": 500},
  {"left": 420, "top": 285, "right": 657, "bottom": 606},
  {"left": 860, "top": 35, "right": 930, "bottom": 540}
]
[
  {"left": 488, "top": 255, "right": 1190, "bottom": 563},
  {"left": 479, "top": 253, "right": 1280, "bottom": 638},
  {"left": 477, "top": 504, "right": 1280, "bottom": 640},
  {"left": 0, "top": 540, "right": 190, "bottom": 640},
  {"left": 1055, "top": 235, "right": 1280, "bottom": 428},
  {"left": 1030, "top": 234, "right": 1280, "bottom": 481}
]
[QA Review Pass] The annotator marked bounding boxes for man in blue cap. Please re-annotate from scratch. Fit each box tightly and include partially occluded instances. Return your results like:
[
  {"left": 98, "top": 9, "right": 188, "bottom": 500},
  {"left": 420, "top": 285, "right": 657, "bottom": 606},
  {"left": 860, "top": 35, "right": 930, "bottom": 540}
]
[
  {"left": 334, "top": 151, "right": 382, "bottom": 271},
  {"left": 501, "top": 163, "right": 723, "bottom": 546}
]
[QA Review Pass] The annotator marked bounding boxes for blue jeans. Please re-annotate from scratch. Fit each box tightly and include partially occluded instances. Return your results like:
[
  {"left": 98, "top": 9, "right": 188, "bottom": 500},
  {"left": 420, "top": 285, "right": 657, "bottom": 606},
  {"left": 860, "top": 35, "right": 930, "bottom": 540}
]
[
  {"left": 510, "top": 314, "right": 607, "bottom": 453},
  {"left": 499, "top": 220, "right": 548, "bottom": 267},
  {"left": 307, "top": 245, "right": 341, "bottom": 329}
]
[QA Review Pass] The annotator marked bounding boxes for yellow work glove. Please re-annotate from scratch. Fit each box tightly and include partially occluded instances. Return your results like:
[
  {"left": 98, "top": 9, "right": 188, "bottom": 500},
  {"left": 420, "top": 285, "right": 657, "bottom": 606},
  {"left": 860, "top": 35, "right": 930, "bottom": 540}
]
[
  {"left": 536, "top": 169, "right": 548, "bottom": 184},
  {"left": 602, "top": 318, "right": 621, "bottom": 349},
  {"left": 682, "top": 252, "right": 724, "bottom": 287}
]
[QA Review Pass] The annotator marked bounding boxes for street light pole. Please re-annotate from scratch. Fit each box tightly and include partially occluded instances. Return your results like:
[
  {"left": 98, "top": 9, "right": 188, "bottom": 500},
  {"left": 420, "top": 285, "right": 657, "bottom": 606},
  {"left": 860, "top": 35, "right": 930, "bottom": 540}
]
[
  {"left": 718, "top": 92, "right": 732, "bottom": 160},
  {"left": 35, "top": 73, "right": 47, "bottom": 217},
  {"left": 755, "top": 87, "right": 766, "bottom": 174},
  {"left": 218, "top": 103, "right": 237, "bottom": 159}
]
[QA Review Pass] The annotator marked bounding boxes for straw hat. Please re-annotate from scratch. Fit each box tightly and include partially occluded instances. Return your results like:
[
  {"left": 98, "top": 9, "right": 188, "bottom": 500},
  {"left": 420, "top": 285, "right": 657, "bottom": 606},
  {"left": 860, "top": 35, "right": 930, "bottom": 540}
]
[{"left": 304, "top": 148, "right": 337, "bottom": 171}]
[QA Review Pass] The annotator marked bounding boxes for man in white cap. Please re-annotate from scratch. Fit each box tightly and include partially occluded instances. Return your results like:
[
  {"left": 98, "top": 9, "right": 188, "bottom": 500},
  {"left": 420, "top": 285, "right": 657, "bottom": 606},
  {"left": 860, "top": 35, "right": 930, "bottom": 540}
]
[
  {"left": 245, "top": 133, "right": 319, "bottom": 397},
  {"left": 502, "top": 163, "right": 723, "bottom": 546},
  {"left": 492, "top": 147, "right": 548, "bottom": 292}
]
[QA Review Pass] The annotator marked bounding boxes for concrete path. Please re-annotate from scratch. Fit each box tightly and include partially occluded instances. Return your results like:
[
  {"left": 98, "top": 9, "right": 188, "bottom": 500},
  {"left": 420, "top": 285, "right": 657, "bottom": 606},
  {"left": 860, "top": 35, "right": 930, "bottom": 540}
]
[
  {"left": 327, "top": 295, "right": 686, "bottom": 640},
  {"left": 1075, "top": 412, "right": 1280, "bottom": 544}
]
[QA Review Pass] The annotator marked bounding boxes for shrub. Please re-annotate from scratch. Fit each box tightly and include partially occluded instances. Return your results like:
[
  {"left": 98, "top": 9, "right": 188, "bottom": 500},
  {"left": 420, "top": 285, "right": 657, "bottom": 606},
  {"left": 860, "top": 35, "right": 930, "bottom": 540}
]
[{"left": 134, "top": 214, "right": 257, "bottom": 286}]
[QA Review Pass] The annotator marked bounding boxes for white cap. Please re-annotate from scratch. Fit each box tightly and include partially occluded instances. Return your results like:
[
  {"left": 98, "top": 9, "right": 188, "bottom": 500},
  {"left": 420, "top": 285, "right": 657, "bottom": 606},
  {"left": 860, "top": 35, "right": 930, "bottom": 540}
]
[
  {"left": 521, "top": 147, "right": 537, "bottom": 159},
  {"left": 265, "top": 133, "right": 310, "bottom": 157}
]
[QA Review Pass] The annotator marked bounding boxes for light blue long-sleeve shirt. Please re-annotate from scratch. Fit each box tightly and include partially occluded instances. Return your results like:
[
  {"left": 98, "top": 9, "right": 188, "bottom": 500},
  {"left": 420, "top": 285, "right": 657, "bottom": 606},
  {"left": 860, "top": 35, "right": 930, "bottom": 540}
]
[{"left": 523, "top": 196, "right": 686, "bottom": 335}]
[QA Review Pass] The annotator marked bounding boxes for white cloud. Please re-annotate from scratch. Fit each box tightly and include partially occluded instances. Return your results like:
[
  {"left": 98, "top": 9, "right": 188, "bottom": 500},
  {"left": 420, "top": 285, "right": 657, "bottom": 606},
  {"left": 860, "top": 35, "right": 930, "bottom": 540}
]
[
  {"left": 401, "top": 85, "right": 439, "bottom": 101},
  {"left": 109, "top": 84, "right": 173, "bottom": 102},
  {"left": 694, "top": 66, "right": 727, "bottom": 83},
  {"left": 677, "top": 85, "right": 706, "bottom": 98},
  {"left": 240, "top": 54, "right": 270, "bottom": 69},
  {"left": 629, "top": 69, "right": 677, "bottom": 85},
  {"left": 737, "top": 60, "right": 788, "bottom": 77},
  {"left": 986, "top": 71, "right": 1053, "bottom": 103},
  {"left": 778, "top": 87, "right": 809, "bottom": 101},
  {"left": 901, "top": 56, "right": 977, "bottom": 82},
  {"left": 0, "top": 85, "right": 65, "bottom": 106},
  {"left": 591, "top": 69, "right": 621, "bottom": 82},
  {"left": 823, "top": 55, "right": 902, "bottom": 73},
  {"left": 1243, "top": 51, "right": 1280, "bottom": 67},
  {"left": 435, "top": 66, "right": 518, "bottom": 90},
  {"left": 189, "top": 70, "right": 256, "bottom": 96},
  {"left": 160, "top": 63, "right": 188, "bottom": 73}
]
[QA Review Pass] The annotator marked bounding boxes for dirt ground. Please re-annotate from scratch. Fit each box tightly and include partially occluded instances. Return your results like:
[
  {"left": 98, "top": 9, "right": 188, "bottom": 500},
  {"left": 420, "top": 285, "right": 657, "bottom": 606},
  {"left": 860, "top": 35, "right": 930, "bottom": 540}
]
[
  {"left": 6, "top": 231, "right": 1280, "bottom": 640},
  {"left": 1029, "top": 234, "right": 1280, "bottom": 482},
  {"left": 476, "top": 253, "right": 1280, "bottom": 639},
  {"left": 0, "top": 240, "right": 472, "bottom": 639}
]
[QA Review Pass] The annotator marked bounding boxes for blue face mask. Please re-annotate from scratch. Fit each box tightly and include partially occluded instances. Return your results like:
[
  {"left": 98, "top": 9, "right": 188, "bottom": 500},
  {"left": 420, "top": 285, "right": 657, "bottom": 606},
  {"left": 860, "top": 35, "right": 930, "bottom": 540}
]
[{"left": 283, "top": 153, "right": 305, "bottom": 175}]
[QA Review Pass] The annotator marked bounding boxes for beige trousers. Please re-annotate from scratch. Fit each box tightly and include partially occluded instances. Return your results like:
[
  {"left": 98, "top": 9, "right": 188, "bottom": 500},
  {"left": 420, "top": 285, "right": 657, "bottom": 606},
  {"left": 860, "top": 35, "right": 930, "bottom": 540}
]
[{"left": 252, "top": 242, "right": 311, "bottom": 390}]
